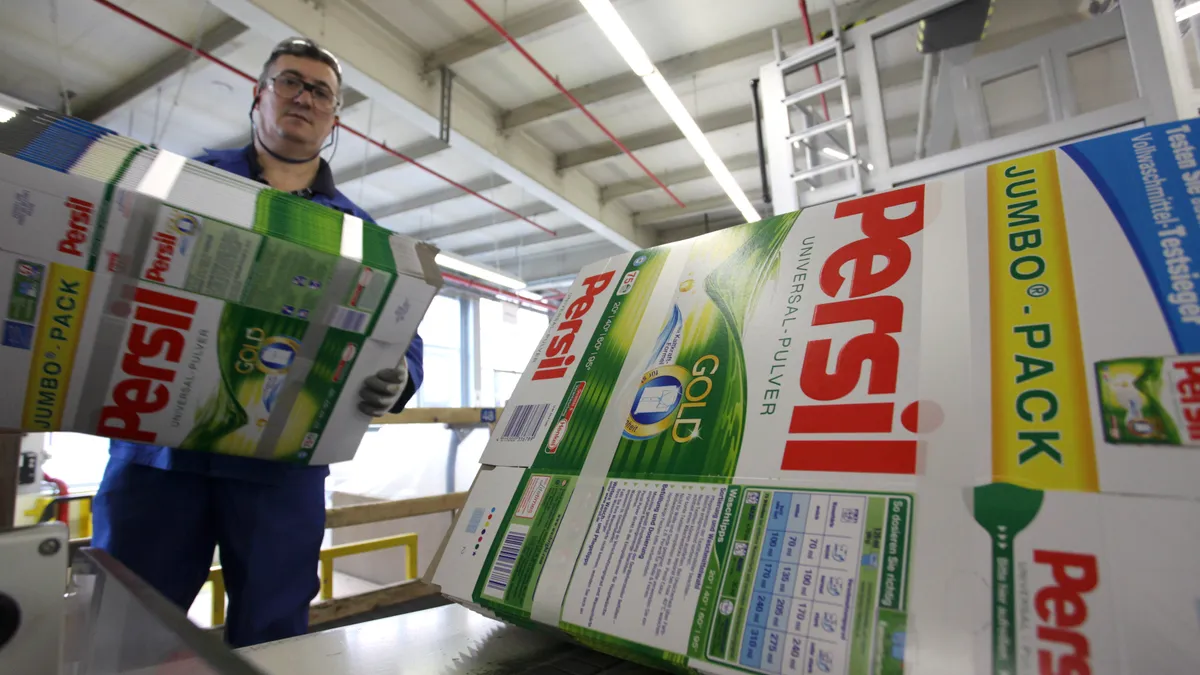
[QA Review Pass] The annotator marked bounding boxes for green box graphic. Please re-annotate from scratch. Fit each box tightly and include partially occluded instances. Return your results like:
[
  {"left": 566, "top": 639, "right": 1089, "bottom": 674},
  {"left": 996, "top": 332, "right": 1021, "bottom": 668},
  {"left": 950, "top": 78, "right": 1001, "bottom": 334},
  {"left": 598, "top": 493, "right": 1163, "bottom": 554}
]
[{"left": 8, "top": 259, "right": 45, "bottom": 323}]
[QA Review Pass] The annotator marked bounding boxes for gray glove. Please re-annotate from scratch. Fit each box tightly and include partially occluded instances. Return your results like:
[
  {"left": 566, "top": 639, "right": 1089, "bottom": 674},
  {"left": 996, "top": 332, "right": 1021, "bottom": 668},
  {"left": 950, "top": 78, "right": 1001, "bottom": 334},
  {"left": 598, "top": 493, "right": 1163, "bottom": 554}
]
[{"left": 358, "top": 361, "right": 409, "bottom": 417}]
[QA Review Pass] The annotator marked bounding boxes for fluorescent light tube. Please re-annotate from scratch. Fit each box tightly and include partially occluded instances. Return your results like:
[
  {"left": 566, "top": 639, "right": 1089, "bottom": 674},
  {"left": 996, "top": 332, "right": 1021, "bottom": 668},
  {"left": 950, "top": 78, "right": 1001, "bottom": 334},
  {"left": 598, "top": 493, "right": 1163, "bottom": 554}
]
[
  {"left": 1179, "top": 2, "right": 1200, "bottom": 22},
  {"left": 581, "top": 1, "right": 761, "bottom": 224},
  {"left": 641, "top": 72, "right": 760, "bottom": 223},
  {"left": 0, "top": 107, "right": 15, "bottom": 123},
  {"left": 578, "top": 0, "right": 656, "bottom": 76},
  {"left": 436, "top": 252, "right": 527, "bottom": 290}
]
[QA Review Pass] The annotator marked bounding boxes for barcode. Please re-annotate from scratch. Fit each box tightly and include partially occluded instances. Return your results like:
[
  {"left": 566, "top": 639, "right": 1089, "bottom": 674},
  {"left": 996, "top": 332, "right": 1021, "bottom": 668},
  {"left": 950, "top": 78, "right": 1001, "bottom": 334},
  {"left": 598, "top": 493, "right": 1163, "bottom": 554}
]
[
  {"left": 484, "top": 525, "right": 529, "bottom": 598},
  {"left": 330, "top": 306, "right": 370, "bottom": 333},
  {"left": 497, "top": 404, "right": 552, "bottom": 442}
]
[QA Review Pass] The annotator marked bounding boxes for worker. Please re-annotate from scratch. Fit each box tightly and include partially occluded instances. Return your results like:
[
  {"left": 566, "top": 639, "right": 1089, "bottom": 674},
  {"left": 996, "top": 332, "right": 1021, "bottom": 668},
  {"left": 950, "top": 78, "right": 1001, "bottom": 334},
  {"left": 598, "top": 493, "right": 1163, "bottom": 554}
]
[{"left": 91, "top": 37, "right": 423, "bottom": 647}]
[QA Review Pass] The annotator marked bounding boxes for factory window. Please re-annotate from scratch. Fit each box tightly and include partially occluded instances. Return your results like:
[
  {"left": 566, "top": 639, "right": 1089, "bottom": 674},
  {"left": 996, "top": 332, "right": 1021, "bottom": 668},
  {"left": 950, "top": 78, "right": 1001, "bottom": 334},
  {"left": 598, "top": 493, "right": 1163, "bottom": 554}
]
[
  {"left": 410, "top": 294, "right": 464, "bottom": 408},
  {"left": 478, "top": 298, "right": 549, "bottom": 407}
]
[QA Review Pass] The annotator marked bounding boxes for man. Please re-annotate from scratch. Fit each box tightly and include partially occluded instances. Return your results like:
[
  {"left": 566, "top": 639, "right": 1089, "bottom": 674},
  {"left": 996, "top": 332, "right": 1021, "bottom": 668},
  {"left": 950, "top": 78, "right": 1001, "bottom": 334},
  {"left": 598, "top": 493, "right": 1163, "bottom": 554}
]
[{"left": 92, "top": 38, "right": 423, "bottom": 647}]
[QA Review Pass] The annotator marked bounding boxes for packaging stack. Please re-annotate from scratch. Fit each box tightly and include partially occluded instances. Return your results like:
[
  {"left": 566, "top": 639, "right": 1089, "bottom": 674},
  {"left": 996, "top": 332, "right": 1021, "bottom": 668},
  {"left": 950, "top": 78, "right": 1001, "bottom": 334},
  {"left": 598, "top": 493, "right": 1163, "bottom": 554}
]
[
  {"left": 433, "top": 118, "right": 1200, "bottom": 674},
  {"left": 0, "top": 109, "right": 441, "bottom": 465}
]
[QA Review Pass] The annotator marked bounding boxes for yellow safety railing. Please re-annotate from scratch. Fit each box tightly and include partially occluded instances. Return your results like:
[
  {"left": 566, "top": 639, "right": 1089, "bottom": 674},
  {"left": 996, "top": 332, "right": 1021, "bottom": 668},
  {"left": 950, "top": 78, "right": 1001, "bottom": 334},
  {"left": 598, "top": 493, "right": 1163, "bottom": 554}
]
[
  {"left": 52, "top": 407, "right": 493, "bottom": 629},
  {"left": 319, "top": 533, "right": 419, "bottom": 601},
  {"left": 208, "top": 566, "right": 226, "bottom": 626},
  {"left": 29, "top": 493, "right": 94, "bottom": 538},
  {"left": 205, "top": 532, "right": 419, "bottom": 625}
]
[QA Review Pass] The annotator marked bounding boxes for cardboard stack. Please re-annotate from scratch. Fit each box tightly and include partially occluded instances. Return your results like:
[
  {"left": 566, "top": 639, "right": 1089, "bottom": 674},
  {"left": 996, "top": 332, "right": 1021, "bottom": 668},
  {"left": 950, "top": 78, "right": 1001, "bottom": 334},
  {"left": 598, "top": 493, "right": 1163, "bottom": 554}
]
[
  {"left": 0, "top": 109, "right": 441, "bottom": 465},
  {"left": 433, "top": 118, "right": 1200, "bottom": 674}
]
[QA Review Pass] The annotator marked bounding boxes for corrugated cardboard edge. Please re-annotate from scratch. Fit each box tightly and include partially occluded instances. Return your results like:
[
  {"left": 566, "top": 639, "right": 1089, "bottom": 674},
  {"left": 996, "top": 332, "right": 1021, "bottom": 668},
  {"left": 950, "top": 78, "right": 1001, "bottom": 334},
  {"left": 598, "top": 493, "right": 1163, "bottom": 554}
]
[
  {"left": 414, "top": 240, "right": 444, "bottom": 290},
  {"left": 424, "top": 465, "right": 503, "bottom": 622}
]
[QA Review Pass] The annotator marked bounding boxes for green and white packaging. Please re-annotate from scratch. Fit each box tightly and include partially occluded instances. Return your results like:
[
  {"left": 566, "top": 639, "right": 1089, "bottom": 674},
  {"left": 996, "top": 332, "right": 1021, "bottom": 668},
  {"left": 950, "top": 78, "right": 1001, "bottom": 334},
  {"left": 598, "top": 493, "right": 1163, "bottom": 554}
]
[
  {"left": 0, "top": 146, "right": 440, "bottom": 464},
  {"left": 434, "top": 119, "right": 1200, "bottom": 674}
]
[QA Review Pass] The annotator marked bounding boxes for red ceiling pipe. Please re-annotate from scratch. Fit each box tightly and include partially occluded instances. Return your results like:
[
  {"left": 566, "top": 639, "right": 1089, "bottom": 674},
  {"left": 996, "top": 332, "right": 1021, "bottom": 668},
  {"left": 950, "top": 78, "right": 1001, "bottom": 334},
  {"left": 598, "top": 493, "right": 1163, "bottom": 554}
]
[
  {"left": 442, "top": 272, "right": 557, "bottom": 312},
  {"left": 798, "top": 0, "right": 831, "bottom": 122},
  {"left": 462, "top": 0, "right": 685, "bottom": 209},
  {"left": 90, "top": 0, "right": 555, "bottom": 236}
]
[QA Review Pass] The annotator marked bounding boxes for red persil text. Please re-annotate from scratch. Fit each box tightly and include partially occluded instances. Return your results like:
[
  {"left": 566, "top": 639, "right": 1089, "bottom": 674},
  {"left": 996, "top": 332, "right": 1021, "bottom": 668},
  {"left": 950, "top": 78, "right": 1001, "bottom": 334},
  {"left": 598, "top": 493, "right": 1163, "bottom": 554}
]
[
  {"left": 532, "top": 271, "right": 615, "bottom": 381},
  {"left": 782, "top": 186, "right": 925, "bottom": 475},
  {"left": 143, "top": 233, "right": 180, "bottom": 282},
  {"left": 143, "top": 232, "right": 179, "bottom": 283},
  {"left": 1173, "top": 359, "right": 1200, "bottom": 441},
  {"left": 58, "top": 197, "right": 95, "bottom": 258},
  {"left": 1033, "top": 549, "right": 1098, "bottom": 675},
  {"left": 97, "top": 287, "right": 199, "bottom": 443}
]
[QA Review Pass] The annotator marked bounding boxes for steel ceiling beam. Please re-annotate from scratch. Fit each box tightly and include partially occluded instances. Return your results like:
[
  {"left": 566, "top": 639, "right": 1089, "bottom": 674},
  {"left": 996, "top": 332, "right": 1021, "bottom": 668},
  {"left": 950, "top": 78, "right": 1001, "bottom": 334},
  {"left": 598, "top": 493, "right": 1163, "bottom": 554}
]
[
  {"left": 370, "top": 175, "right": 510, "bottom": 221},
  {"left": 462, "top": 225, "right": 597, "bottom": 261},
  {"left": 502, "top": 0, "right": 913, "bottom": 131},
  {"left": 79, "top": 18, "right": 249, "bottom": 121},
  {"left": 210, "top": 0, "right": 652, "bottom": 250},
  {"left": 657, "top": 212, "right": 749, "bottom": 243},
  {"left": 601, "top": 152, "right": 761, "bottom": 202},
  {"left": 408, "top": 205, "right": 558, "bottom": 243},
  {"left": 594, "top": 102, "right": 922, "bottom": 217},
  {"left": 464, "top": 0, "right": 684, "bottom": 207},
  {"left": 558, "top": 105, "right": 754, "bottom": 170},
  {"left": 424, "top": 0, "right": 589, "bottom": 71},
  {"left": 331, "top": 135, "right": 447, "bottom": 186},
  {"left": 634, "top": 190, "right": 764, "bottom": 228},
  {"left": 552, "top": 59, "right": 925, "bottom": 171},
  {"left": 493, "top": 240, "right": 624, "bottom": 282}
]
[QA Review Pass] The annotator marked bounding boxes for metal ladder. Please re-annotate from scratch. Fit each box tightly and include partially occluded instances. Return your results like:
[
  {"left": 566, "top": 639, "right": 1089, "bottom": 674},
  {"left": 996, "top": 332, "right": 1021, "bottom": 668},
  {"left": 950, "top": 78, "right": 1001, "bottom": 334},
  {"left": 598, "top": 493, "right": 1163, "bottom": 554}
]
[{"left": 773, "top": 1, "right": 863, "bottom": 201}]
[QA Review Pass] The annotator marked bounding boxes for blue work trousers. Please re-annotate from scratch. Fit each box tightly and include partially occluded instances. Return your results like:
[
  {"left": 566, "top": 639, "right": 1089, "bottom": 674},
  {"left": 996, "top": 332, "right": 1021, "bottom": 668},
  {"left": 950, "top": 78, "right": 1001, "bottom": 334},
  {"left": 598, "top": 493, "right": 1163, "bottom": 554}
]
[{"left": 92, "top": 457, "right": 326, "bottom": 647}]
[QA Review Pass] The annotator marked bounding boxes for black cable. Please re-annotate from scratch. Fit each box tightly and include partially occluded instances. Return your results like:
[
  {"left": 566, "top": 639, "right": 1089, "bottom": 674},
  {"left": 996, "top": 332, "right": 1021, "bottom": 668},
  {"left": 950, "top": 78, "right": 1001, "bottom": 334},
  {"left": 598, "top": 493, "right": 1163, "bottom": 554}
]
[
  {"left": 248, "top": 101, "right": 336, "bottom": 164},
  {"left": 750, "top": 78, "right": 772, "bottom": 206}
]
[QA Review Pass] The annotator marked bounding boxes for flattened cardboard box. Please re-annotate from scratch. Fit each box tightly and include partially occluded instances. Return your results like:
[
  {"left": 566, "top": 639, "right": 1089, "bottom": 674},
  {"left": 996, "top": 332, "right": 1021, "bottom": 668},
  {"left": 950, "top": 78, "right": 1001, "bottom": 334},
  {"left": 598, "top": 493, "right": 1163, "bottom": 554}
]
[
  {"left": 435, "top": 119, "right": 1200, "bottom": 674},
  {"left": 0, "top": 145, "right": 440, "bottom": 464}
]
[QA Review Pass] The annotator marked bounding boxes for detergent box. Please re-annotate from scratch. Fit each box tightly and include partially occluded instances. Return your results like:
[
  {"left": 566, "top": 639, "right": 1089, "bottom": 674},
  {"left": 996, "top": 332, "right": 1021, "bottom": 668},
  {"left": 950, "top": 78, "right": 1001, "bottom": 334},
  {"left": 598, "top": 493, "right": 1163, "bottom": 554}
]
[
  {"left": 1094, "top": 355, "right": 1200, "bottom": 446},
  {"left": 0, "top": 110, "right": 440, "bottom": 464},
  {"left": 432, "top": 117, "right": 1200, "bottom": 674}
]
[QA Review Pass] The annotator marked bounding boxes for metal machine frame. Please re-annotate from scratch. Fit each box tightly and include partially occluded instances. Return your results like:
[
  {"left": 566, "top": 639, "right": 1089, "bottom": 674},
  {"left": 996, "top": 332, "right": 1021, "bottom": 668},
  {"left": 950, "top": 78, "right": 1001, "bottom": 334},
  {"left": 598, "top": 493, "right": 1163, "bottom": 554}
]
[{"left": 761, "top": 0, "right": 1195, "bottom": 214}]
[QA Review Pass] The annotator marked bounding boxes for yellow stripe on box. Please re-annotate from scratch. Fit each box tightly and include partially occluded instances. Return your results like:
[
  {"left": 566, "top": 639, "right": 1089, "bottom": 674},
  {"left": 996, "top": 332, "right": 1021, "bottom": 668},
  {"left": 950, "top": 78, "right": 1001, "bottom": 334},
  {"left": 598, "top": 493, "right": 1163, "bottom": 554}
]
[
  {"left": 987, "top": 151, "right": 1098, "bottom": 491},
  {"left": 22, "top": 264, "right": 91, "bottom": 431}
]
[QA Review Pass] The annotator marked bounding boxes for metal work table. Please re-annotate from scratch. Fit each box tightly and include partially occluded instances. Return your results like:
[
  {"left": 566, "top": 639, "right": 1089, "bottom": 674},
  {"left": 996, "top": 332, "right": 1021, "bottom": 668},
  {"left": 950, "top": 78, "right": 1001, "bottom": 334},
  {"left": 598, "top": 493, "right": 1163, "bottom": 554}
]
[{"left": 239, "top": 604, "right": 660, "bottom": 675}]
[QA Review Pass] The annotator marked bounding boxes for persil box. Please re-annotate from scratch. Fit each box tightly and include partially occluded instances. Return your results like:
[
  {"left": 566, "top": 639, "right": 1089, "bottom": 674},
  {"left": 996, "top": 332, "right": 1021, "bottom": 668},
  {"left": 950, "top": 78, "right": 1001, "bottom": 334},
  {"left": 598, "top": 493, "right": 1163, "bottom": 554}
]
[
  {"left": 433, "top": 118, "right": 1200, "bottom": 674},
  {"left": 0, "top": 109, "right": 440, "bottom": 464}
]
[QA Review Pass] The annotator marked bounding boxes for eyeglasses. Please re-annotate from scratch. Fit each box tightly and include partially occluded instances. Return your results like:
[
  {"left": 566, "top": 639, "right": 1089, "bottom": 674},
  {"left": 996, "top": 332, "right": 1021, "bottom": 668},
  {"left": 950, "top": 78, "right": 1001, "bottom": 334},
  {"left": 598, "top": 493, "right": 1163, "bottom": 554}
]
[
  {"left": 269, "top": 38, "right": 342, "bottom": 83},
  {"left": 266, "top": 74, "right": 340, "bottom": 113}
]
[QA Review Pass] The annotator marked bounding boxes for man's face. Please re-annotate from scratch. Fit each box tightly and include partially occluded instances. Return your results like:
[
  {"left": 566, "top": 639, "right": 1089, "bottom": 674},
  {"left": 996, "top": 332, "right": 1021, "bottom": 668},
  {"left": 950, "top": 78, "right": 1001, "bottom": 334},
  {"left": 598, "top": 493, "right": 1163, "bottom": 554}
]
[{"left": 256, "top": 54, "right": 339, "bottom": 150}]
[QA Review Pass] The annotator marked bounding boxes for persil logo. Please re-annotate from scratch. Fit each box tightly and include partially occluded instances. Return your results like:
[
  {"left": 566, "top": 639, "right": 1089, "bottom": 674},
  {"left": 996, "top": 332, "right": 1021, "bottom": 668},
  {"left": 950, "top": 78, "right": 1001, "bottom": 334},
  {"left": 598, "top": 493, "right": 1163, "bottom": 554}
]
[
  {"left": 57, "top": 197, "right": 95, "bottom": 258},
  {"left": 1172, "top": 359, "right": 1200, "bottom": 441},
  {"left": 143, "top": 232, "right": 180, "bottom": 283},
  {"left": 1033, "top": 549, "right": 1098, "bottom": 675},
  {"left": 144, "top": 211, "right": 199, "bottom": 284},
  {"left": 531, "top": 271, "right": 615, "bottom": 381},
  {"left": 782, "top": 186, "right": 925, "bottom": 475},
  {"left": 97, "top": 287, "right": 199, "bottom": 444}
]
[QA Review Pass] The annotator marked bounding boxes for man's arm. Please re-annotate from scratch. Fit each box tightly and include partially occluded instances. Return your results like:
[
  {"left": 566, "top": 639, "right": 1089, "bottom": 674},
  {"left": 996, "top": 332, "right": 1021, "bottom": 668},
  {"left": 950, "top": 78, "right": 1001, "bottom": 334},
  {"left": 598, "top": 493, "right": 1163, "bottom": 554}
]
[{"left": 346, "top": 204, "right": 426, "bottom": 417}]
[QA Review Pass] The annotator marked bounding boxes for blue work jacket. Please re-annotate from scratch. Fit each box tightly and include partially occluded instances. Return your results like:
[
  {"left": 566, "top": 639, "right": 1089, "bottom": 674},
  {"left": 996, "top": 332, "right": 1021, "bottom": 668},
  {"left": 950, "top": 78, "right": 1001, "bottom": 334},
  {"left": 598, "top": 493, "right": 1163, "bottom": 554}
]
[{"left": 108, "top": 144, "right": 424, "bottom": 483}]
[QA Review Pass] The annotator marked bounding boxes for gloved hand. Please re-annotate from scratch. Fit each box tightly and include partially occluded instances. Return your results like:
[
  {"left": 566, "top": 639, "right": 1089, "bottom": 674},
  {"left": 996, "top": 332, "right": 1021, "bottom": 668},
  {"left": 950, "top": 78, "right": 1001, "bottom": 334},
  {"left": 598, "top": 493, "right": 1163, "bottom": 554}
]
[{"left": 358, "top": 360, "right": 409, "bottom": 417}]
